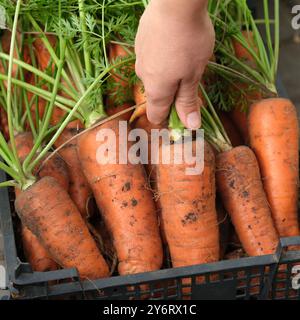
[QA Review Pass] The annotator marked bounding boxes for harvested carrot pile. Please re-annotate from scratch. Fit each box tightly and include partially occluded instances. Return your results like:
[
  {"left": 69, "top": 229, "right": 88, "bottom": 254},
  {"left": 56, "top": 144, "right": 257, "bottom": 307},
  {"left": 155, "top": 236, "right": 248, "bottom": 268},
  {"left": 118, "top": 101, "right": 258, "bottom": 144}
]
[{"left": 0, "top": 0, "right": 298, "bottom": 299}]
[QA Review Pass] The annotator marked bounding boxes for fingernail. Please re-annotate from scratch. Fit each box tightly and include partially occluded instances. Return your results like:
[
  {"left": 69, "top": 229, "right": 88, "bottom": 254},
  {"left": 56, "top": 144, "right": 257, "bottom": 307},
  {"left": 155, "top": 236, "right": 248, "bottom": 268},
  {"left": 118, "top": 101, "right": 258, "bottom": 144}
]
[{"left": 186, "top": 111, "right": 200, "bottom": 129}]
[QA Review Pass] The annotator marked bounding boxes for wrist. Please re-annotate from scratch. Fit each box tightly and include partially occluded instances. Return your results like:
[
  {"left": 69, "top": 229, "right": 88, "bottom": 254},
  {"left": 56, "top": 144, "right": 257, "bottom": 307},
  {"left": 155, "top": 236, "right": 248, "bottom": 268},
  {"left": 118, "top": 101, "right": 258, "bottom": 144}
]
[{"left": 151, "top": 0, "right": 208, "bottom": 22}]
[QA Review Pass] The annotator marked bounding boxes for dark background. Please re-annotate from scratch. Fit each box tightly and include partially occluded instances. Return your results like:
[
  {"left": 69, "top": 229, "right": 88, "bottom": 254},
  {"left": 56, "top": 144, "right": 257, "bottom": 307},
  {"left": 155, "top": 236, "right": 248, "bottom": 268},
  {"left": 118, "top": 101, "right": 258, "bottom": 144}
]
[{"left": 277, "top": 1, "right": 300, "bottom": 112}]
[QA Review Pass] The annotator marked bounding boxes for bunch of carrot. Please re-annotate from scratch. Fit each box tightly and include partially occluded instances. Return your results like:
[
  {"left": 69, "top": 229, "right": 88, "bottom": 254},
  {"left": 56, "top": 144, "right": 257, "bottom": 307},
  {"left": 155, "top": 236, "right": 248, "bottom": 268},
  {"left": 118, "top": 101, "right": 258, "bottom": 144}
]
[{"left": 0, "top": 0, "right": 298, "bottom": 300}]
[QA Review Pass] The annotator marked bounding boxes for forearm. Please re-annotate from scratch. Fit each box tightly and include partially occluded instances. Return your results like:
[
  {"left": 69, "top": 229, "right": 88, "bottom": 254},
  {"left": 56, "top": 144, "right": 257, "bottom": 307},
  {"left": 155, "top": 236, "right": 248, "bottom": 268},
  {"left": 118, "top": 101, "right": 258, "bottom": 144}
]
[{"left": 150, "top": 0, "right": 208, "bottom": 21}]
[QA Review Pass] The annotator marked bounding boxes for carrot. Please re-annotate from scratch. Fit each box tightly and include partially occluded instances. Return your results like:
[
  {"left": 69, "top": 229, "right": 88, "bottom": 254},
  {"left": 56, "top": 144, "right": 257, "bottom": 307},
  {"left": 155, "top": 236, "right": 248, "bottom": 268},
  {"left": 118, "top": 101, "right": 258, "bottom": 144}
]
[
  {"left": 77, "top": 118, "right": 163, "bottom": 275},
  {"left": 228, "top": 224, "right": 242, "bottom": 248},
  {"left": 54, "top": 128, "right": 92, "bottom": 219},
  {"left": 13, "top": 134, "right": 74, "bottom": 274},
  {"left": 248, "top": 98, "right": 299, "bottom": 237},
  {"left": 14, "top": 133, "right": 70, "bottom": 192},
  {"left": 132, "top": 113, "right": 168, "bottom": 246},
  {"left": 30, "top": 36, "right": 77, "bottom": 128},
  {"left": 216, "top": 197, "right": 230, "bottom": 259},
  {"left": 21, "top": 226, "right": 58, "bottom": 272},
  {"left": 133, "top": 114, "right": 167, "bottom": 182},
  {"left": 156, "top": 141, "right": 219, "bottom": 267},
  {"left": 227, "top": 85, "right": 263, "bottom": 144},
  {"left": 51, "top": 79, "right": 83, "bottom": 128},
  {"left": 26, "top": 71, "right": 75, "bottom": 129},
  {"left": 0, "top": 107, "right": 9, "bottom": 140},
  {"left": 131, "top": 81, "right": 167, "bottom": 181},
  {"left": 229, "top": 30, "right": 264, "bottom": 143},
  {"left": 33, "top": 35, "right": 57, "bottom": 72},
  {"left": 131, "top": 81, "right": 167, "bottom": 244},
  {"left": 0, "top": 31, "right": 31, "bottom": 88},
  {"left": 13, "top": 133, "right": 60, "bottom": 273},
  {"left": 15, "top": 186, "right": 57, "bottom": 274},
  {"left": 232, "top": 30, "right": 257, "bottom": 68},
  {"left": 228, "top": 108, "right": 249, "bottom": 143},
  {"left": 25, "top": 73, "right": 50, "bottom": 129},
  {"left": 217, "top": 111, "right": 244, "bottom": 147},
  {"left": 216, "top": 146, "right": 279, "bottom": 256},
  {"left": 15, "top": 176, "right": 109, "bottom": 280},
  {"left": 130, "top": 80, "right": 147, "bottom": 123},
  {"left": 106, "top": 102, "right": 134, "bottom": 122},
  {"left": 107, "top": 43, "right": 133, "bottom": 108},
  {"left": 13, "top": 132, "right": 34, "bottom": 159},
  {"left": 16, "top": 183, "right": 58, "bottom": 273},
  {"left": 133, "top": 80, "right": 146, "bottom": 106},
  {"left": 108, "top": 43, "right": 132, "bottom": 88},
  {"left": 36, "top": 152, "right": 70, "bottom": 191}
]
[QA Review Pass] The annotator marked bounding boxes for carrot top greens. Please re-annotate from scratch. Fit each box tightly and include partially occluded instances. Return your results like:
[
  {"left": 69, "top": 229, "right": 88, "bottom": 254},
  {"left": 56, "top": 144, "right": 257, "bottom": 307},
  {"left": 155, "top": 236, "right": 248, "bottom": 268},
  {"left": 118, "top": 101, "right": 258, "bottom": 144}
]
[{"left": 0, "top": 0, "right": 280, "bottom": 187}]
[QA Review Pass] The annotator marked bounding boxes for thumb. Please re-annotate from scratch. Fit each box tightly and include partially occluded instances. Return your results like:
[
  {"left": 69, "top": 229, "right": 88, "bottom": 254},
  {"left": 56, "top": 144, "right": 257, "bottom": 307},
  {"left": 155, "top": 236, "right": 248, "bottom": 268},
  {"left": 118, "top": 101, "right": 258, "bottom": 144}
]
[{"left": 175, "top": 79, "right": 202, "bottom": 129}]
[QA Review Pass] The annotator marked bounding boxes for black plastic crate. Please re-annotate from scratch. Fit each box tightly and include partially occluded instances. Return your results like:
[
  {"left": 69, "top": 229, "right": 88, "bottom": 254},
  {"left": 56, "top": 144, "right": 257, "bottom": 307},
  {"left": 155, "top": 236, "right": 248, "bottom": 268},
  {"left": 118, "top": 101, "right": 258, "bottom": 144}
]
[
  {"left": 1, "top": 165, "right": 300, "bottom": 300},
  {"left": 0, "top": 80, "right": 298, "bottom": 300},
  {"left": 0, "top": 73, "right": 298, "bottom": 300}
]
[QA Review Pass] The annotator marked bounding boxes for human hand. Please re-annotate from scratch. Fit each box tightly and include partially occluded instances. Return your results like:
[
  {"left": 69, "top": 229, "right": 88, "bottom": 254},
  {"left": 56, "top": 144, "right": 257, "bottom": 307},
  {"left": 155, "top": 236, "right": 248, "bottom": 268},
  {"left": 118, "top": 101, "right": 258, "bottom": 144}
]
[{"left": 135, "top": 0, "right": 215, "bottom": 129}]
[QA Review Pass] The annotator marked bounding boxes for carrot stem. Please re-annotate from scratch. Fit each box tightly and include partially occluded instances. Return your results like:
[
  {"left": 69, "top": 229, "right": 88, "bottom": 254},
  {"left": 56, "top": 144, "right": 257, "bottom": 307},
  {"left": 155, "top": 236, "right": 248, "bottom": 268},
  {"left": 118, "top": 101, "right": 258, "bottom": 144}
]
[
  {"left": 5, "top": 0, "right": 26, "bottom": 184},
  {"left": 78, "top": 0, "right": 92, "bottom": 76}
]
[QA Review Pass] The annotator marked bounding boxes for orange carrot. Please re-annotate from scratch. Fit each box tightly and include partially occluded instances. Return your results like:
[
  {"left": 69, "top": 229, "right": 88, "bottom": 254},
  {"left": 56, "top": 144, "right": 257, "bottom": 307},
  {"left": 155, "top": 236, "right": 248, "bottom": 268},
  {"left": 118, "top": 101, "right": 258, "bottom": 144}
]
[
  {"left": 0, "top": 31, "right": 31, "bottom": 88},
  {"left": 130, "top": 81, "right": 167, "bottom": 244},
  {"left": 13, "top": 133, "right": 60, "bottom": 273},
  {"left": 13, "top": 133, "right": 70, "bottom": 192},
  {"left": 228, "top": 108, "right": 249, "bottom": 143},
  {"left": 36, "top": 153, "right": 70, "bottom": 191},
  {"left": 15, "top": 177, "right": 109, "bottom": 280},
  {"left": 0, "top": 107, "right": 9, "bottom": 140},
  {"left": 54, "top": 128, "right": 92, "bottom": 219},
  {"left": 217, "top": 111, "right": 244, "bottom": 147},
  {"left": 33, "top": 35, "right": 57, "bottom": 72},
  {"left": 108, "top": 43, "right": 132, "bottom": 88},
  {"left": 249, "top": 98, "right": 299, "bottom": 237},
  {"left": 216, "top": 146, "right": 279, "bottom": 256},
  {"left": 216, "top": 197, "right": 230, "bottom": 259},
  {"left": 107, "top": 43, "right": 133, "bottom": 108},
  {"left": 133, "top": 80, "right": 146, "bottom": 106},
  {"left": 25, "top": 73, "right": 50, "bottom": 129},
  {"left": 229, "top": 30, "right": 264, "bottom": 143},
  {"left": 156, "top": 141, "right": 219, "bottom": 267},
  {"left": 131, "top": 81, "right": 167, "bottom": 182},
  {"left": 232, "top": 30, "right": 258, "bottom": 68},
  {"left": 31, "top": 36, "right": 76, "bottom": 128},
  {"left": 227, "top": 85, "right": 263, "bottom": 144},
  {"left": 77, "top": 118, "right": 163, "bottom": 275},
  {"left": 26, "top": 73, "right": 75, "bottom": 129},
  {"left": 15, "top": 185, "right": 58, "bottom": 273},
  {"left": 129, "top": 80, "right": 147, "bottom": 123},
  {"left": 21, "top": 226, "right": 58, "bottom": 272},
  {"left": 51, "top": 79, "right": 83, "bottom": 128},
  {"left": 106, "top": 102, "right": 134, "bottom": 122},
  {"left": 13, "top": 132, "right": 34, "bottom": 159}
]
